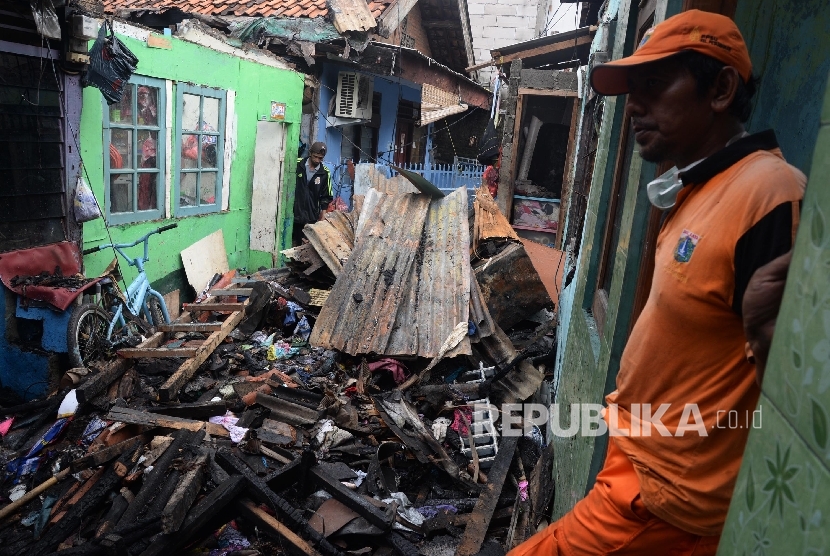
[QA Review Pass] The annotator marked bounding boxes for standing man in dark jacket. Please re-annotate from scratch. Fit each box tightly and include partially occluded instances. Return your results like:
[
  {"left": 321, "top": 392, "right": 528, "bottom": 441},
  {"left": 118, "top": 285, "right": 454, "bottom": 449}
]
[{"left": 293, "top": 141, "right": 332, "bottom": 246}]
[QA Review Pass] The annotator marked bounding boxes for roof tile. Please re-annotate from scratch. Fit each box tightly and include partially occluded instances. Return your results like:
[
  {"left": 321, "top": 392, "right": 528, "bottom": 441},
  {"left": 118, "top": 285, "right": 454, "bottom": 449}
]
[{"left": 105, "top": 0, "right": 392, "bottom": 21}]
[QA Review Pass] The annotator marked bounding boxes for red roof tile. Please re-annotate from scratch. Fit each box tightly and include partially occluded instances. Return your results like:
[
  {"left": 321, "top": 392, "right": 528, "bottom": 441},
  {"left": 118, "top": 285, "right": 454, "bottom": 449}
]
[{"left": 104, "top": 0, "right": 392, "bottom": 20}]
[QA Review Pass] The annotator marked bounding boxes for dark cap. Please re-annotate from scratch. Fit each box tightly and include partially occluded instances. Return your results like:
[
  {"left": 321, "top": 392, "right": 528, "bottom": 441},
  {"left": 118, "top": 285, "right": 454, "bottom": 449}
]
[{"left": 309, "top": 142, "right": 327, "bottom": 155}]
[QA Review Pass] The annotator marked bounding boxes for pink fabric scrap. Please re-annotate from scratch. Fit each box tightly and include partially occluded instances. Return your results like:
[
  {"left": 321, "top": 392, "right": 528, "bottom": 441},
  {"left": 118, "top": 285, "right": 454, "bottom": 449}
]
[
  {"left": 367, "top": 359, "right": 409, "bottom": 384},
  {"left": 518, "top": 480, "right": 529, "bottom": 501},
  {"left": 450, "top": 407, "right": 474, "bottom": 436},
  {"left": 0, "top": 417, "right": 14, "bottom": 437}
]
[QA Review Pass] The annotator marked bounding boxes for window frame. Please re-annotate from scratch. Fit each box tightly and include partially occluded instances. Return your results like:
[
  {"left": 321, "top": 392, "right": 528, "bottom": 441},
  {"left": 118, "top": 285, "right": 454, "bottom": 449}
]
[
  {"left": 174, "top": 83, "right": 226, "bottom": 216},
  {"left": 102, "top": 74, "right": 167, "bottom": 225}
]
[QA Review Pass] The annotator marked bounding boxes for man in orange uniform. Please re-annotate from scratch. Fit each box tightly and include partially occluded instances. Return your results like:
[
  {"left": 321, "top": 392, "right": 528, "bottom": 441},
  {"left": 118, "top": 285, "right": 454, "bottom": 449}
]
[{"left": 509, "top": 10, "right": 805, "bottom": 555}]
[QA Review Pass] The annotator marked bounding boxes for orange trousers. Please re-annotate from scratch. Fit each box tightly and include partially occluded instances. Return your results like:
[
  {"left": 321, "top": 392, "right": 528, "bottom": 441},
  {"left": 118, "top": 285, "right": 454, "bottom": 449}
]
[{"left": 507, "top": 439, "right": 721, "bottom": 556}]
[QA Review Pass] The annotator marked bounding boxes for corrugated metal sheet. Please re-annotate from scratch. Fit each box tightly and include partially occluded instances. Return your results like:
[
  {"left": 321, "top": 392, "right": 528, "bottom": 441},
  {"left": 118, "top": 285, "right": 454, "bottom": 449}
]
[
  {"left": 473, "top": 185, "right": 519, "bottom": 254},
  {"left": 387, "top": 187, "right": 471, "bottom": 357},
  {"left": 329, "top": 0, "right": 377, "bottom": 33},
  {"left": 311, "top": 188, "right": 475, "bottom": 358},
  {"left": 310, "top": 191, "right": 432, "bottom": 354}
]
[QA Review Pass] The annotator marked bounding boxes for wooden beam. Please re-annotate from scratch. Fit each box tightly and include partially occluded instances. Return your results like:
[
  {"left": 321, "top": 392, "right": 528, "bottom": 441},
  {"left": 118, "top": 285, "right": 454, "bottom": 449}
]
[
  {"left": 376, "top": 0, "right": 419, "bottom": 37},
  {"left": 182, "top": 302, "right": 247, "bottom": 312},
  {"left": 208, "top": 288, "right": 252, "bottom": 296},
  {"left": 106, "top": 406, "right": 228, "bottom": 438},
  {"left": 236, "top": 498, "right": 323, "bottom": 556},
  {"left": 157, "top": 322, "right": 223, "bottom": 332},
  {"left": 158, "top": 308, "right": 246, "bottom": 402},
  {"left": 422, "top": 19, "right": 457, "bottom": 29},
  {"left": 456, "top": 434, "right": 519, "bottom": 556},
  {"left": 518, "top": 87, "right": 578, "bottom": 97},
  {"left": 556, "top": 97, "right": 581, "bottom": 251},
  {"left": 118, "top": 346, "right": 200, "bottom": 359},
  {"left": 492, "top": 33, "right": 593, "bottom": 67}
]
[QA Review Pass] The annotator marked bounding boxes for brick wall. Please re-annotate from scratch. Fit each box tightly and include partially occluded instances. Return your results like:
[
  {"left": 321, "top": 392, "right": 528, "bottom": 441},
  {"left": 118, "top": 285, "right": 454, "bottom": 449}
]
[
  {"left": 468, "top": 0, "right": 544, "bottom": 86},
  {"left": 373, "top": 3, "right": 432, "bottom": 58}
]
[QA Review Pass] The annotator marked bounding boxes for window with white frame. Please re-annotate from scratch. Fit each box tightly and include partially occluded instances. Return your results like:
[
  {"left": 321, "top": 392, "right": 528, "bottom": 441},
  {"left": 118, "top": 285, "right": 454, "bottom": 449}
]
[
  {"left": 175, "top": 84, "right": 225, "bottom": 215},
  {"left": 103, "top": 76, "right": 166, "bottom": 224}
]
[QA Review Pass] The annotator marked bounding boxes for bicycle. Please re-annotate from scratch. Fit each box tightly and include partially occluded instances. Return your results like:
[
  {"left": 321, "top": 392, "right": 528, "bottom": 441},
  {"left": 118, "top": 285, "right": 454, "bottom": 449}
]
[{"left": 67, "top": 223, "right": 178, "bottom": 368}]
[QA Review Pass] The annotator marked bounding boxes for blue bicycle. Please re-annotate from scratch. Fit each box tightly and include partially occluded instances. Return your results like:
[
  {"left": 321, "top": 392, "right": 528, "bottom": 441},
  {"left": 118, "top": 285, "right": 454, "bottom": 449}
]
[{"left": 67, "top": 223, "right": 177, "bottom": 367}]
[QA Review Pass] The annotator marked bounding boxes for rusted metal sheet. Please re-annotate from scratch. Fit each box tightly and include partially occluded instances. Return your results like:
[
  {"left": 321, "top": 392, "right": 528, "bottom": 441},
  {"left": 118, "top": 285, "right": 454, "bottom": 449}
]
[
  {"left": 354, "top": 163, "right": 418, "bottom": 198},
  {"left": 329, "top": 0, "right": 377, "bottom": 34},
  {"left": 473, "top": 185, "right": 519, "bottom": 254},
  {"left": 519, "top": 238, "right": 565, "bottom": 313},
  {"left": 387, "top": 187, "right": 471, "bottom": 357},
  {"left": 303, "top": 212, "right": 355, "bottom": 277},
  {"left": 310, "top": 192, "right": 432, "bottom": 355},
  {"left": 281, "top": 243, "right": 327, "bottom": 276},
  {"left": 474, "top": 242, "right": 552, "bottom": 331}
]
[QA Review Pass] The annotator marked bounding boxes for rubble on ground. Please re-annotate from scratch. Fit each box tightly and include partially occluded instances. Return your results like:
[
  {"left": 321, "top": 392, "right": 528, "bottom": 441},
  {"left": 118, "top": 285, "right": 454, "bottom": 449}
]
[{"left": 0, "top": 176, "right": 558, "bottom": 556}]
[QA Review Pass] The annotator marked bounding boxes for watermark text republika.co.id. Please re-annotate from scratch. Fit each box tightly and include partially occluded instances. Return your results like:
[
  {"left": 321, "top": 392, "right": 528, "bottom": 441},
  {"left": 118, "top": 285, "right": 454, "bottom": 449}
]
[{"left": 471, "top": 403, "right": 763, "bottom": 438}]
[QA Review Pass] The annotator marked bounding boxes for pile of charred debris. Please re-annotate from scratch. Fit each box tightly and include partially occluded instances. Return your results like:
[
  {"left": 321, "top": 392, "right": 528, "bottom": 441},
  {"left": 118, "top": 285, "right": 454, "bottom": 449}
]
[{"left": 0, "top": 172, "right": 559, "bottom": 556}]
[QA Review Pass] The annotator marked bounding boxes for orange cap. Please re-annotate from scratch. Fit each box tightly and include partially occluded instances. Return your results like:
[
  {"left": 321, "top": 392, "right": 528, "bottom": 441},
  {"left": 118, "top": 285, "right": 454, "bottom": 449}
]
[{"left": 590, "top": 10, "right": 752, "bottom": 96}]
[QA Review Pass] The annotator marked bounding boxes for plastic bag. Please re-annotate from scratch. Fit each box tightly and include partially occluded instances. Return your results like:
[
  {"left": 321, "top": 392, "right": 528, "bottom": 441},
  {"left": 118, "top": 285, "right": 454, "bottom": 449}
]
[
  {"left": 74, "top": 175, "right": 101, "bottom": 222},
  {"left": 29, "top": 0, "right": 61, "bottom": 40},
  {"left": 477, "top": 117, "right": 499, "bottom": 165},
  {"left": 83, "top": 21, "right": 139, "bottom": 105}
]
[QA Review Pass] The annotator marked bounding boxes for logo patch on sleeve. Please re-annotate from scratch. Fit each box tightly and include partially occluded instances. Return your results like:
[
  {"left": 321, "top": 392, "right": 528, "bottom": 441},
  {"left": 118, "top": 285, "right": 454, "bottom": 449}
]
[{"left": 674, "top": 229, "right": 700, "bottom": 263}]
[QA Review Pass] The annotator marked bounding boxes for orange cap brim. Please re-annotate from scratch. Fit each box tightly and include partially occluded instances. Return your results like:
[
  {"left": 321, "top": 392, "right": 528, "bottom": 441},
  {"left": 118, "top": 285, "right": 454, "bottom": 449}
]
[{"left": 590, "top": 51, "right": 681, "bottom": 95}]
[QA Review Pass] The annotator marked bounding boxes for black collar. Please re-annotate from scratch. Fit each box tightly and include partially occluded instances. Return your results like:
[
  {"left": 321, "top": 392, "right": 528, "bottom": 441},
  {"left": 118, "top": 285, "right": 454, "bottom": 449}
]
[{"left": 679, "top": 130, "right": 779, "bottom": 186}]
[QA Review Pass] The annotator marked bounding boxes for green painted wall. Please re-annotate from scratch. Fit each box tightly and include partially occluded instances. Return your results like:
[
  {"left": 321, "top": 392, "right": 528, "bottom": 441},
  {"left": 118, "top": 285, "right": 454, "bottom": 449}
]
[
  {"left": 735, "top": 0, "right": 830, "bottom": 175},
  {"left": 80, "top": 30, "right": 303, "bottom": 294},
  {"left": 718, "top": 71, "right": 830, "bottom": 556}
]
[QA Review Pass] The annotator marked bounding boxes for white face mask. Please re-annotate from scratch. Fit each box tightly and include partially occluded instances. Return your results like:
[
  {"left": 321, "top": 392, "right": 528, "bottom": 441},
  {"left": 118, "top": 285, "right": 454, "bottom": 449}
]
[
  {"left": 646, "top": 131, "right": 747, "bottom": 210},
  {"left": 646, "top": 159, "right": 704, "bottom": 209},
  {"left": 646, "top": 166, "right": 684, "bottom": 209}
]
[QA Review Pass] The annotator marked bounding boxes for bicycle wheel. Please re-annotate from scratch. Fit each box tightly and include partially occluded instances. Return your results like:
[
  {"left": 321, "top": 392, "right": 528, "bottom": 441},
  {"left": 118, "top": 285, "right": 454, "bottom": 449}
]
[
  {"left": 145, "top": 296, "right": 166, "bottom": 328},
  {"left": 67, "top": 303, "right": 111, "bottom": 368}
]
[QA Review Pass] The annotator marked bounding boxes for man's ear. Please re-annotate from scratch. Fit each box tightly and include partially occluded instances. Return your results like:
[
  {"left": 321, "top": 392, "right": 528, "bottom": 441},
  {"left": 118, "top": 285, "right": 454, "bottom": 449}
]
[{"left": 711, "top": 66, "right": 741, "bottom": 114}]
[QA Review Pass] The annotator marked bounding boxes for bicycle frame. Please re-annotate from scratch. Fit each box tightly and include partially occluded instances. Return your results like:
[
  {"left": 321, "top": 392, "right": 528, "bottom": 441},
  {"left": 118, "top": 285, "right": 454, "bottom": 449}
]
[{"left": 88, "top": 226, "right": 175, "bottom": 341}]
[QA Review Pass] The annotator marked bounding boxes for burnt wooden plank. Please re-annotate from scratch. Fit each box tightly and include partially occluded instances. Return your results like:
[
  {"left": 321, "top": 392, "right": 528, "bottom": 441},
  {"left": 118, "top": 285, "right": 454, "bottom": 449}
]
[
  {"left": 146, "top": 400, "right": 227, "bottom": 419},
  {"left": 116, "top": 428, "right": 201, "bottom": 528},
  {"left": 106, "top": 407, "right": 228, "bottom": 437},
  {"left": 159, "top": 308, "right": 246, "bottom": 402},
  {"left": 456, "top": 434, "right": 519, "bottom": 556},
  {"left": 309, "top": 465, "right": 394, "bottom": 531},
  {"left": 137, "top": 475, "right": 246, "bottom": 556},
  {"left": 32, "top": 444, "right": 143, "bottom": 552},
  {"left": 214, "top": 449, "right": 344, "bottom": 556},
  {"left": 76, "top": 359, "right": 131, "bottom": 404},
  {"left": 162, "top": 453, "right": 207, "bottom": 533},
  {"left": 70, "top": 434, "right": 149, "bottom": 472}
]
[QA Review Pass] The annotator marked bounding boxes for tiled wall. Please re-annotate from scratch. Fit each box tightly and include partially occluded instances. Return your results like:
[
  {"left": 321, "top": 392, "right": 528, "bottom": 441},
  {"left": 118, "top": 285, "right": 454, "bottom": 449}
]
[{"left": 718, "top": 73, "right": 830, "bottom": 555}]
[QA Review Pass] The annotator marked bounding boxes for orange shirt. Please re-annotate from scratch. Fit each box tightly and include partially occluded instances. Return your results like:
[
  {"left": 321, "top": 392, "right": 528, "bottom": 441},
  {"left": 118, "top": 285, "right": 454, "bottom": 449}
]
[{"left": 606, "top": 132, "right": 805, "bottom": 536}]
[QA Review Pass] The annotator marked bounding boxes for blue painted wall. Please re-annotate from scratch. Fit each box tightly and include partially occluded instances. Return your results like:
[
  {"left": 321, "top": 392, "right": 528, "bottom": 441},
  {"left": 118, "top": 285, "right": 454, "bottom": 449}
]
[
  {"left": 316, "top": 63, "right": 420, "bottom": 203},
  {"left": 0, "top": 286, "right": 52, "bottom": 400},
  {"left": 735, "top": 0, "right": 830, "bottom": 175}
]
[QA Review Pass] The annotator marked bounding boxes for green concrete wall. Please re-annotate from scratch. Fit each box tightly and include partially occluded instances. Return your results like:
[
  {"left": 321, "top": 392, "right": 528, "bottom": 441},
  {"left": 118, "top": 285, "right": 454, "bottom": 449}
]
[
  {"left": 718, "top": 71, "right": 830, "bottom": 555},
  {"left": 80, "top": 30, "right": 303, "bottom": 294}
]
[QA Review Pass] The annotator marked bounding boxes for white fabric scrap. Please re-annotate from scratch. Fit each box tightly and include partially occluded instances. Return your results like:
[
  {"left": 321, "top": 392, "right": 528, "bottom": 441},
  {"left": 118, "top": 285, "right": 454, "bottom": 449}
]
[
  {"left": 431, "top": 417, "right": 451, "bottom": 442},
  {"left": 209, "top": 411, "right": 248, "bottom": 443}
]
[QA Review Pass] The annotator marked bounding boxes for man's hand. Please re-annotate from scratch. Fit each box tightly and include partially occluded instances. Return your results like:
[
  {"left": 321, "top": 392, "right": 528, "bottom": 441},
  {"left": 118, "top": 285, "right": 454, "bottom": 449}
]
[{"left": 742, "top": 250, "right": 793, "bottom": 385}]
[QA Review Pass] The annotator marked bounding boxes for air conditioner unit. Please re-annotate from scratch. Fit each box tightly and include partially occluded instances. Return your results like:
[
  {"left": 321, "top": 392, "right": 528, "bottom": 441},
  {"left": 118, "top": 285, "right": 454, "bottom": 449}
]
[{"left": 335, "top": 71, "right": 373, "bottom": 119}]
